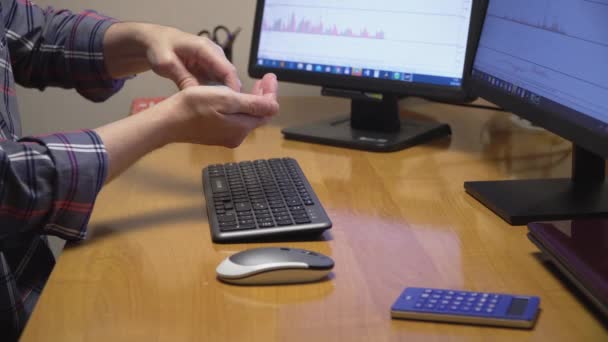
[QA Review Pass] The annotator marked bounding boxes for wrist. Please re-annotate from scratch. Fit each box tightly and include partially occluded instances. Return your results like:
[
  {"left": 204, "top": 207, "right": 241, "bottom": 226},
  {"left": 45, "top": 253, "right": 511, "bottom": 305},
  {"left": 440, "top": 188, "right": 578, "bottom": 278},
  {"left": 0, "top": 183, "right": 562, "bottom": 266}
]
[
  {"left": 140, "top": 93, "right": 185, "bottom": 147},
  {"left": 103, "top": 22, "right": 155, "bottom": 78}
]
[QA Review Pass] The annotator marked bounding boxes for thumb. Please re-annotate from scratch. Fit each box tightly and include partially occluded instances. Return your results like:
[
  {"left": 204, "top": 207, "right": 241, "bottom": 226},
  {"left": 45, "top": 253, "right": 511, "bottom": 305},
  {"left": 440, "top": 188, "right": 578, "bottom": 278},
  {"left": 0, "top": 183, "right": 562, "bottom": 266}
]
[{"left": 153, "top": 52, "right": 199, "bottom": 90}]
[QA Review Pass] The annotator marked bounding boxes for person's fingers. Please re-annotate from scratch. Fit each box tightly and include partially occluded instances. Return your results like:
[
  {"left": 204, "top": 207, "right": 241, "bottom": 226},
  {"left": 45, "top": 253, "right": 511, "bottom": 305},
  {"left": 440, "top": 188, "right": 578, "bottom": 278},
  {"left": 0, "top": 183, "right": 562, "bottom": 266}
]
[
  {"left": 152, "top": 51, "right": 200, "bottom": 89},
  {"left": 252, "top": 79, "right": 264, "bottom": 96},
  {"left": 224, "top": 113, "right": 267, "bottom": 130},
  {"left": 184, "top": 85, "right": 277, "bottom": 119},
  {"left": 195, "top": 38, "right": 242, "bottom": 91},
  {"left": 236, "top": 93, "right": 279, "bottom": 117},
  {"left": 260, "top": 73, "right": 278, "bottom": 99},
  {"left": 214, "top": 90, "right": 278, "bottom": 118}
]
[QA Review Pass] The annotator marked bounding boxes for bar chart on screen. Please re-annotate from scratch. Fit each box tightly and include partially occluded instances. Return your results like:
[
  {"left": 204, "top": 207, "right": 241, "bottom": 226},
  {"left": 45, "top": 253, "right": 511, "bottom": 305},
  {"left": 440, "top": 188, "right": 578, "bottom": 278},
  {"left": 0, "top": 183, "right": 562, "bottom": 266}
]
[{"left": 258, "top": 0, "right": 473, "bottom": 77}]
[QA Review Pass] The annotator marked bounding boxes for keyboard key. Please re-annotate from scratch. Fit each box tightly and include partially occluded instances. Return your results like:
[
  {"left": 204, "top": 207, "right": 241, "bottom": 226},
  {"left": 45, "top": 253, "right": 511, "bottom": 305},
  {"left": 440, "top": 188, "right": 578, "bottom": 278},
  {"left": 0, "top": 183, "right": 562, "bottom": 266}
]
[
  {"left": 218, "top": 214, "right": 236, "bottom": 223},
  {"left": 259, "top": 221, "right": 275, "bottom": 228},
  {"left": 277, "top": 220, "right": 294, "bottom": 226},
  {"left": 210, "top": 177, "right": 229, "bottom": 193},
  {"left": 235, "top": 202, "right": 252, "bottom": 211}
]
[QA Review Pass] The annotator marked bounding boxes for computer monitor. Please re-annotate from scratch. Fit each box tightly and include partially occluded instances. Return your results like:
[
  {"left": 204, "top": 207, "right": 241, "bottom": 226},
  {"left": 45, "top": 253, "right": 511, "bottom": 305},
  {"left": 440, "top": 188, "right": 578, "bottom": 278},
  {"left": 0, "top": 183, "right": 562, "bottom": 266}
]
[
  {"left": 249, "top": 0, "right": 484, "bottom": 152},
  {"left": 465, "top": 0, "right": 608, "bottom": 225}
]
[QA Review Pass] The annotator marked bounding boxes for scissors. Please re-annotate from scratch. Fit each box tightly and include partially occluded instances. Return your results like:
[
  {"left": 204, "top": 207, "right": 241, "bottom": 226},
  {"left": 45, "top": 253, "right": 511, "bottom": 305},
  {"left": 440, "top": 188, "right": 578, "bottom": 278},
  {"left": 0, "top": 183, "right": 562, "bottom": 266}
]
[
  {"left": 198, "top": 25, "right": 241, "bottom": 50},
  {"left": 198, "top": 25, "right": 241, "bottom": 61}
]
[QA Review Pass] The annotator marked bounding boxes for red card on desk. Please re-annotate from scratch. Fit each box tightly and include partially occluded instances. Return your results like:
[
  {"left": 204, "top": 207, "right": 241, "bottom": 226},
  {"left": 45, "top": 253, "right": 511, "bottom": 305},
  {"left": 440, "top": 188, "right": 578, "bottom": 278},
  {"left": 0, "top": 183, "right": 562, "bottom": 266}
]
[{"left": 130, "top": 97, "right": 166, "bottom": 115}]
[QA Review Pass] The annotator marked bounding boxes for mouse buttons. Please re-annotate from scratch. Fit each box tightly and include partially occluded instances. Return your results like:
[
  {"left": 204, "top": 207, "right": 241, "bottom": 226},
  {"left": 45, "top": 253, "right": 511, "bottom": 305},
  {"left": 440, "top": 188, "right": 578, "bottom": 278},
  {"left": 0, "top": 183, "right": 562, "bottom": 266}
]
[
  {"left": 229, "top": 247, "right": 333, "bottom": 270},
  {"left": 216, "top": 259, "right": 309, "bottom": 280}
]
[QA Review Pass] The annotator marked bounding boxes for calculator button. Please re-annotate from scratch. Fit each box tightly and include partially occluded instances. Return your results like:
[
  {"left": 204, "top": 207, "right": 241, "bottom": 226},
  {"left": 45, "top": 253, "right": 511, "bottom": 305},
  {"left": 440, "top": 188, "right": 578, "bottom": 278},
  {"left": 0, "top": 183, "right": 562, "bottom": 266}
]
[
  {"left": 462, "top": 306, "right": 471, "bottom": 312},
  {"left": 447, "top": 291, "right": 455, "bottom": 295},
  {"left": 482, "top": 293, "right": 489, "bottom": 298},
  {"left": 444, "top": 295, "right": 453, "bottom": 300},
  {"left": 450, "top": 305, "right": 459, "bottom": 311},
  {"left": 432, "top": 290, "right": 444, "bottom": 295},
  {"left": 414, "top": 303, "right": 423, "bottom": 308},
  {"left": 421, "top": 293, "right": 430, "bottom": 298},
  {"left": 438, "top": 305, "right": 447, "bottom": 311},
  {"left": 470, "top": 293, "right": 478, "bottom": 297},
  {"left": 441, "top": 300, "right": 449, "bottom": 305},
  {"left": 453, "top": 301, "right": 462, "bottom": 306},
  {"left": 486, "top": 308, "right": 494, "bottom": 314},
  {"left": 432, "top": 294, "right": 441, "bottom": 299},
  {"left": 405, "top": 295, "right": 413, "bottom": 300},
  {"left": 474, "top": 307, "right": 482, "bottom": 312},
  {"left": 456, "top": 296, "right": 464, "bottom": 301},
  {"left": 424, "top": 289, "right": 432, "bottom": 293},
  {"left": 429, "top": 299, "right": 438, "bottom": 304},
  {"left": 467, "top": 297, "right": 476, "bottom": 302}
]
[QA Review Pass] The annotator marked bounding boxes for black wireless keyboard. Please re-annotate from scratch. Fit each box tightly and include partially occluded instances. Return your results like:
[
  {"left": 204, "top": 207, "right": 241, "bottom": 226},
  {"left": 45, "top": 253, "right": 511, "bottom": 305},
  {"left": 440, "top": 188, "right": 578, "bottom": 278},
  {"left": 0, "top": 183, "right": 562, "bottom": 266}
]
[{"left": 202, "top": 158, "right": 332, "bottom": 242}]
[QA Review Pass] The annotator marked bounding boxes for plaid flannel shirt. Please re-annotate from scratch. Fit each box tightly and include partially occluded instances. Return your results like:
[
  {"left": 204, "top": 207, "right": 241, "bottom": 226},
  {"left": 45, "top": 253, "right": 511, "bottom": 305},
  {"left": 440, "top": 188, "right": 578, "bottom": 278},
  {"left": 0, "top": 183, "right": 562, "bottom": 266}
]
[{"left": 0, "top": 1, "right": 126, "bottom": 339}]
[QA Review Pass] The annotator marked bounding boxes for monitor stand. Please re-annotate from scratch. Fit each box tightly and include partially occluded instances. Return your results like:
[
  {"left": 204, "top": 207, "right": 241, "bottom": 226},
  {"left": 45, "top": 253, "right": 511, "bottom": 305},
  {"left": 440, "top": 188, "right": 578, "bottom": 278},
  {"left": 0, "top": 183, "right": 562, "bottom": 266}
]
[
  {"left": 281, "top": 88, "right": 451, "bottom": 152},
  {"left": 465, "top": 145, "right": 608, "bottom": 225}
]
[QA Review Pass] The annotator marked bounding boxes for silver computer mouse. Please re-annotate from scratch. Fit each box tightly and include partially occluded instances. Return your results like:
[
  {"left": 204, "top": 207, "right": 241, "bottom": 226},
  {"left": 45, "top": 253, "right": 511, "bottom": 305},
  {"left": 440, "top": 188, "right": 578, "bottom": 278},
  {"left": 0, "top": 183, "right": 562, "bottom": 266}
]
[{"left": 216, "top": 247, "right": 334, "bottom": 285}]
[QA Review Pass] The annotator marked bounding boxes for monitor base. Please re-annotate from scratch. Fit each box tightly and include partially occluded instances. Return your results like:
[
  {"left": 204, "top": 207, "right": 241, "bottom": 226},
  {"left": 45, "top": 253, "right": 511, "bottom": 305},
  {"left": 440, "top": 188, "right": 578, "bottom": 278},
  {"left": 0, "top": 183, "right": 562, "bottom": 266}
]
[
  {"left": 465, "top": 179, "right": 608, "bottom": 225},
  {"left": 282, "top": 115, "right": 451, "bottom": 152}
]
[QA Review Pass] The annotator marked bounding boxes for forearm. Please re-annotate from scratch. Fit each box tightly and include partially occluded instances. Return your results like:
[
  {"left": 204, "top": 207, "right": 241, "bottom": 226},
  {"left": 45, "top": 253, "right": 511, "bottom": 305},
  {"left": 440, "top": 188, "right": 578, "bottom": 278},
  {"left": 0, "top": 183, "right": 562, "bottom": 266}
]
[
  {"left": 1, "top": 131, "right": 109, "bottom": 240},
  {"left": 8, "top": 4, "right": 125, "bottom": 101},
  {"left": 103, "top": 22, "right": 163, "bottom": 78},
  {"left": 94, "top": 96, "right": 177, "bottom": 182}
]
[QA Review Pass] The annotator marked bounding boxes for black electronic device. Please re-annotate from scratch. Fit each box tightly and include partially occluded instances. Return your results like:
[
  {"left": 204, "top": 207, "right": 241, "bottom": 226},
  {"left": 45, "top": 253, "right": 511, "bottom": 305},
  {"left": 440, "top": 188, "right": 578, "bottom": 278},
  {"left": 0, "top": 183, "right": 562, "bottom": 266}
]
[
  {"left": 528, "top": 219, "right": 608, "bottom": 320},
  {"left": 249, "top": 0, "right": 484, "bottom": 152},
  {"left": 465, "top": 0, "right": 608, "bottom": 225},
  {"left": 202, "top": 158, "right": 332, "bottom": 242}
]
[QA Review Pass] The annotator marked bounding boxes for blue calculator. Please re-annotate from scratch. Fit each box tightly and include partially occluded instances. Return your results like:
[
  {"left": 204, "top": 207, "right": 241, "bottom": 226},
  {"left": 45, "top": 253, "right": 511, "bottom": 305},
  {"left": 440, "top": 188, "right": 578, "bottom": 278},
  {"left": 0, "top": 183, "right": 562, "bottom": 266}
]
[{"left": 391, "top": 287, "right": 540, "bottom": 328}]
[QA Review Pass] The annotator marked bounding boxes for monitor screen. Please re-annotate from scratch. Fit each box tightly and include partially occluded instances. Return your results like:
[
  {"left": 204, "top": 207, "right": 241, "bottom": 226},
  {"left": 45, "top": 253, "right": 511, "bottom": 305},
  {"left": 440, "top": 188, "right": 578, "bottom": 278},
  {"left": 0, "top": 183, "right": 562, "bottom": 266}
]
[
  {"left": 465, "top": 0, "right": 608, "bottom": 225},
  {"left": 472, "top": 0, "right": 608, "bottom": 157},
  {"left": 250, "top": 0, "right": 478, "bottom": 98}
]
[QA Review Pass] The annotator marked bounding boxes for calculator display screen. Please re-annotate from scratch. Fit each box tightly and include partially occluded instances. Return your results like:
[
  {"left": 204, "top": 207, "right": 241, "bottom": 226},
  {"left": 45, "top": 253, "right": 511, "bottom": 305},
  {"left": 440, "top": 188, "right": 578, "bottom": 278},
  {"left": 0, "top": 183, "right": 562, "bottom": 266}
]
[{"left": 507, "top": 298, "right": 528, "bottom": 316}]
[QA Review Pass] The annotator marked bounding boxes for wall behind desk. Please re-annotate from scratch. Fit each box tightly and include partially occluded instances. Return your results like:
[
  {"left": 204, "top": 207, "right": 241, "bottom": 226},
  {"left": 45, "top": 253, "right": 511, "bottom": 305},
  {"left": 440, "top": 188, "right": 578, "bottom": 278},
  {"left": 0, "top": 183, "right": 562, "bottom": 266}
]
[{"left": 18, "top": 0, "right": 317, "bottom": 136}]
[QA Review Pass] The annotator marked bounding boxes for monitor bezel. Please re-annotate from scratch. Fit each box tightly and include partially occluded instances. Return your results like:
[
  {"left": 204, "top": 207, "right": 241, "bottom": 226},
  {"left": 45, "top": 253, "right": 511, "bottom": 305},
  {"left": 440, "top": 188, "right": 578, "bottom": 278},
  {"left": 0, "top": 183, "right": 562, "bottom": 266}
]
[
  {"left": 248, "top": 0, "right": 485, "bottom": 102},
  {"left": 472, "top": 77, "right": 608, "bottom": 160}
]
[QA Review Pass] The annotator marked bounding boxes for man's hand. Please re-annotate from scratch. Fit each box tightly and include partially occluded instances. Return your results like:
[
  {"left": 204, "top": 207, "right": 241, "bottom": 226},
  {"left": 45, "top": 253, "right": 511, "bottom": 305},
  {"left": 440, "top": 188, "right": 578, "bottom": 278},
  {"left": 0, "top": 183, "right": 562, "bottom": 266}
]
[
  {"left": 94, "top": 73, "right": 279, "bottom": 181},
  {"left": 164, "top": 73, "right": 278, "bottom": 147},
  {"left": 104, "top": 23, "right": 241, "bottom": 91}
]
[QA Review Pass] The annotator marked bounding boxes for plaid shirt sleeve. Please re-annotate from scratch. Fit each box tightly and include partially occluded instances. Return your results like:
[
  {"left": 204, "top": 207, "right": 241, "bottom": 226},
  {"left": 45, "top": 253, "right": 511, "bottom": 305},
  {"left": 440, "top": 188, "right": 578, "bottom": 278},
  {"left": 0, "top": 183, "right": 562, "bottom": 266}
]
[
  {"left": 6, "top": 0, "right": 125, "bottom": 102},
  {"left": 0, "top": 130, "right": 108, "bottom": 241},
  {"left": 0, "top": 2, "right": 130, "bottom": 339}
]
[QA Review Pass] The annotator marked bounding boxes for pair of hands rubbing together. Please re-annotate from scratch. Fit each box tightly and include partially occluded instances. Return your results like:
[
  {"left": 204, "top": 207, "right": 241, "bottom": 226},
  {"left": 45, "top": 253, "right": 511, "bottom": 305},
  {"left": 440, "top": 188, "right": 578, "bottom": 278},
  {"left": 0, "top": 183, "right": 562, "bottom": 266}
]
[{"left": 96, "top": 22, "right": 279, "bottom": 181}]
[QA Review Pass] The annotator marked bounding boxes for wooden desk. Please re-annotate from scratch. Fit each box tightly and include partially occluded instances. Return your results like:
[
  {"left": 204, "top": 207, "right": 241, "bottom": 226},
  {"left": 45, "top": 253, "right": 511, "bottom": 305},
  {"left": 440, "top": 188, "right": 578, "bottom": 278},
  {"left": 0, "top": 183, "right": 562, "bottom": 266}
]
[{"left": 22, "top": 97, "right": 607, "bottom": 341}]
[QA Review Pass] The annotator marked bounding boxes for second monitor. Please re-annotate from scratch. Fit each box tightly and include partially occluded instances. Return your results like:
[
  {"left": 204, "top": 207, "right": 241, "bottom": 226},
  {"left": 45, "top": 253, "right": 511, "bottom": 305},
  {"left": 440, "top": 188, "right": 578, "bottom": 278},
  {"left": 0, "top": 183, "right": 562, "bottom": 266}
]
[{"left": 249, "top": 0, "right": 484, "bottom": 152}]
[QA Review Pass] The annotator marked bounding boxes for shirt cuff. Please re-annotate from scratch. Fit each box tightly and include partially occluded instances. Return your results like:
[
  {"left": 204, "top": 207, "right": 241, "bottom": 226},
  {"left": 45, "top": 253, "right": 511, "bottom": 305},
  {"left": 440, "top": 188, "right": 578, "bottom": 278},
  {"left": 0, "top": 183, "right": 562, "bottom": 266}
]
[
  {"left": 25, "top": 130, "right": 108, "bottom": 241},
  {"left": 69, "top": 11, "right": 129, "bottom": 102}
]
